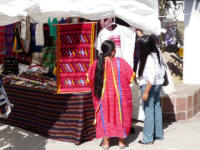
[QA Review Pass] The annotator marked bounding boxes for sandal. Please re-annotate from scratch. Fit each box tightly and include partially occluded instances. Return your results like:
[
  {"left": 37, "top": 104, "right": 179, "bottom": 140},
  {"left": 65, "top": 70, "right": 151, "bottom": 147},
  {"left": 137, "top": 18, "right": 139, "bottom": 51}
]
[
  {"left": 138, "top": 140, "right": 153, "bottom": 145},
  {"left": 119, "top": 140, "right": 128, "bottom": 149},
  {"left": 119, "top": 144, "right": 128, "bottom": 149},
  {"left": 100, "top": 143, "right": 110, "bottom": 150}
]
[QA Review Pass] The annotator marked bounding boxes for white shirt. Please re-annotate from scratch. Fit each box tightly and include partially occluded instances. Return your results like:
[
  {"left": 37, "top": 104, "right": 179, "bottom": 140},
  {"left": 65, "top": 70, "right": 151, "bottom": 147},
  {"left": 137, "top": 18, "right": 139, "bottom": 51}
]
[
  {"left": 136, "top": 53, "right": 165, "bottom": 86},
  {"left": 95, "top": 24, "right": 136, "bottom": 68}
]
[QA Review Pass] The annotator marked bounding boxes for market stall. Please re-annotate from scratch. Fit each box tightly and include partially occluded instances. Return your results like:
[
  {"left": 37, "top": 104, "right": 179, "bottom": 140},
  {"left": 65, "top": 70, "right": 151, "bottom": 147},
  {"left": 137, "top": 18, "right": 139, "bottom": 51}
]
[{"left": 0, "top": 0, "right": 161, "bottom": 144}]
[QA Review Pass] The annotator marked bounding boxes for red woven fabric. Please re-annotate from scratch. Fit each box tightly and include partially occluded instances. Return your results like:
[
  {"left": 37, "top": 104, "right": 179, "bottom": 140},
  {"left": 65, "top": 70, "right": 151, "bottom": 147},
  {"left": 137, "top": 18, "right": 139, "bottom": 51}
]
[
  {"left": 57, "top": 23, "right": 96, "bottom": 93},
  {"left": 0, "top": 26, "right": 5, "bottom": 63},
  {"left": 88, "top": 57, "right": 135, "bottom": 138}
]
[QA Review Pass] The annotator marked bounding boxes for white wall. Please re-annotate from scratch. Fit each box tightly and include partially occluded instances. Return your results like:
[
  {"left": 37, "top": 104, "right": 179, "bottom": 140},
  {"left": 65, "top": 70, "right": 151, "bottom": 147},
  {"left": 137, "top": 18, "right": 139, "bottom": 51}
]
[
  {"left": 167, "top": 1, "right": 184, "bottom": 22},
  {"left": 184, "top": 0, "right": 200, "bottom": 84}
]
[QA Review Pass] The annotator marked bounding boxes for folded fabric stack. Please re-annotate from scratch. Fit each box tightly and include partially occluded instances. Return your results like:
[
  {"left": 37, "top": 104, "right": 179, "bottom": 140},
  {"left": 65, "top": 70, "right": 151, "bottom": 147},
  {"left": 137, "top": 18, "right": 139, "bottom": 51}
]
[{"left": 12, "top": 75, "right": 48, "bottom": 86}]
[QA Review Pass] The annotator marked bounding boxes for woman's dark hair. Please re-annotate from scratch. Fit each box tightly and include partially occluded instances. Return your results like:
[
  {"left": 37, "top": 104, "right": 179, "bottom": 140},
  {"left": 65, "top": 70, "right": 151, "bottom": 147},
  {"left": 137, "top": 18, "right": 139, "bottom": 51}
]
[
  {"left": 138, "top": 34, "right": 161, "bottom": 77},
  {"left": 94, "top": 40, "right": 115, "bottom": 98}
]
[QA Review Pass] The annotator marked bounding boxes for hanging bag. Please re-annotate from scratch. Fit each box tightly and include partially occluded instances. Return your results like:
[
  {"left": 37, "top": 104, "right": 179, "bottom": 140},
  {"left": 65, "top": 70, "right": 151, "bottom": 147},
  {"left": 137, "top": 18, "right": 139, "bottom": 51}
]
[
  {"left": 163, "top": 68, "right": 169, "bottom": 86},
  {"left": 160, "top": 51, "right": 169, "bottom": 86}
]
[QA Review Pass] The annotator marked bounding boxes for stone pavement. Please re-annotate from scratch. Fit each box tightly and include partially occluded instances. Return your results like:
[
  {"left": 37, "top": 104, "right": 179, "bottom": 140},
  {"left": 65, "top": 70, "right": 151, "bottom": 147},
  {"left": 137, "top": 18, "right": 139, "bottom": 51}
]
[{"left": 0, "top": 112, "right": 200, "bottom": 150}]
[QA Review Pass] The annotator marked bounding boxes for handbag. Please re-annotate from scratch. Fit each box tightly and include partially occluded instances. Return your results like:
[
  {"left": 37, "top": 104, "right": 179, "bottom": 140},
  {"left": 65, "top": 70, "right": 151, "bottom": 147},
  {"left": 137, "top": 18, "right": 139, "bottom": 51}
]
[
  {"left": 159, "top": 49, "right": 169, "bottom": 86},
  {"left": 163, "top": 70, "right": 169, "bottom": 86}
]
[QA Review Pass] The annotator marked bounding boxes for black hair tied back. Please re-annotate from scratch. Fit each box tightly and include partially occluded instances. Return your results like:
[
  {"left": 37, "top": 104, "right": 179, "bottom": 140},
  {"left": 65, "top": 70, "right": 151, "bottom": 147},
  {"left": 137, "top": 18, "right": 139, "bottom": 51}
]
[{"left": 94, "top": 40, "right": 115, "bottom": 98}]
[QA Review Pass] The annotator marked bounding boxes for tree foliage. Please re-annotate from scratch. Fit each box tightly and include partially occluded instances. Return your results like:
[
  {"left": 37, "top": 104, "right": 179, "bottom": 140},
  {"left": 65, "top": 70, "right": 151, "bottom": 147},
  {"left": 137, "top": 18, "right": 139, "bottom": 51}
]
[{"left": 159, "top": 0, "right": 177, "bottom": 15}]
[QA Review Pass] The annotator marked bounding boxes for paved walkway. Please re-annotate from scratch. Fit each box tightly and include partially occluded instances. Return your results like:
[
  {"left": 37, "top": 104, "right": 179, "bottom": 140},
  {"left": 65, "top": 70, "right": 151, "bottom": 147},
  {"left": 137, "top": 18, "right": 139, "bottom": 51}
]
[{"left": 0, "top": 112, "right": 200, "bottom": 150}]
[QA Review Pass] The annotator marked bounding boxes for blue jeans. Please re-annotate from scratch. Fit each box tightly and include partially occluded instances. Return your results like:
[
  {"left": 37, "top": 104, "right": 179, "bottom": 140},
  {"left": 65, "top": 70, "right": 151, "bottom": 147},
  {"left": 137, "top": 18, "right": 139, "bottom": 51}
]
[{"left": 140, "top": 85, "right": 164, "bottom": 143}]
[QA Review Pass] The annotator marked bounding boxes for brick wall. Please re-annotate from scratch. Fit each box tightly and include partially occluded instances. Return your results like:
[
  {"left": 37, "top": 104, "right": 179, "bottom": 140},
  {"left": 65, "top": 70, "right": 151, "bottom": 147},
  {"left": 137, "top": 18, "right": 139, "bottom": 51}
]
[{"left": 161, "top": 89, "right": 200, "bottom": 121}]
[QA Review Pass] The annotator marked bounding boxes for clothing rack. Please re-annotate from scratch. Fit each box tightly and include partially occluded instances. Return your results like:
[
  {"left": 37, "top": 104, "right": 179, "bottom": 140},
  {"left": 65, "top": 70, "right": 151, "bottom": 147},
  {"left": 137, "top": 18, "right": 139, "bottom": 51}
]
[{"left": 18, "top": 16, "right": 38, "bottom": 24}]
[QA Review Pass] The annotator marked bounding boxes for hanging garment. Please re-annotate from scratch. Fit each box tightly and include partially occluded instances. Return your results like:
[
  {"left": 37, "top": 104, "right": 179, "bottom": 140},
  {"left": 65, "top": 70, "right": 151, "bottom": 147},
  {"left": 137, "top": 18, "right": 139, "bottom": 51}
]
[
  {"left": 0, "top": 25, "right": 5, "bottom": 63},
  {"left": 95, "top": 24, "right": 136, "bottom": 68},
  {"left": 48, "top": 17, "right": 58, "bottom": 37},
  {"left": 29, "top": 23, "right": 37, "bottom": 53},
  {"left": 4, "top": 23, "right": 15, "bottom": 57},
  {"left": 42, "top": 44, "right": 56, "bottom": 67},
  {"left": 87, "top": 57, "right": 135, "bottom": 138},
  {"left": 59, "top": 18, "right": 67, "bottom": 24},
  {"left": 15, "top": 52, "right": 32, "bottom": 65},
  {"left": 32, "top": 52, "right": 43, "bottom": 65},
  {"left": 0, "top": 78, "right": 13, "bottom": 118},
  {"left": 35, "top": 19, "right": 44, "bottom": 46},
  {"left": 23, "top": 16, "right": 31, "bottom": 53},
  {"left": 43, "top": 23, "right": 54, "bottom": 47},
  {"left": 13, "top": 23, "right": 24, "bottom": 53},
  {"left": 99, "top": 18, "right": 113, "bottom": 30}
]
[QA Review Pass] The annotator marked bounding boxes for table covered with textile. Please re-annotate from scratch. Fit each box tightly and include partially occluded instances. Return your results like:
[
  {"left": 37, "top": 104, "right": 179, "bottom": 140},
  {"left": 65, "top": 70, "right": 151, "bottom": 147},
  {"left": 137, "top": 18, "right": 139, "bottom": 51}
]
[{"left": 0, "top": 83, "right": 96, "bottom": 144}]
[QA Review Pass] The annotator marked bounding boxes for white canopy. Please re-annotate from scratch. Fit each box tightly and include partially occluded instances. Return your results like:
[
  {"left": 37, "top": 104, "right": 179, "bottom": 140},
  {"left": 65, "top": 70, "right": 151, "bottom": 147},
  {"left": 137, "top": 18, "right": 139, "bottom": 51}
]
[{"left": 0, "top": 0, "right": 161, "bottom": 34}]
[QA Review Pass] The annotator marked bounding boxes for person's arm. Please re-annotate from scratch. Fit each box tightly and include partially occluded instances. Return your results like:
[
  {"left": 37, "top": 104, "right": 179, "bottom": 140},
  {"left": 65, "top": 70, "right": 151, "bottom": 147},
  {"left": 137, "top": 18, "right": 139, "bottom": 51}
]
[
  {"left": 142, "top": 81, "right": 152, "bottom": 101},
  {"left": 142, "top": 55, "right": 155, "bottom": 101},
  {"left": 136, "top": 29, "right": 143, "bottom": 37}
]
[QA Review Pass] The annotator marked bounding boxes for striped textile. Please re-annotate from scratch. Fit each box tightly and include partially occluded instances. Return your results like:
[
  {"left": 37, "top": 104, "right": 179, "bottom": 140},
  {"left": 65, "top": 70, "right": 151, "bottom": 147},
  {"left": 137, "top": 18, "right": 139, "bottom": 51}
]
[
  {"left": 42, "top": 24, "right": 57, "bottom": 67},
  {"left": 14, "top": 52, "right": 32, "bottom": 64},
  {"left": 0, "top": 84, "right": 96, "bottom": 144},
  {"left": 57, "top": 23, "right": 96, "bottom": 94},
  {"left": 5, "top": 23, "right": 15, "bottom": 57},
  {"left": 42, "top": 45, "right": 56, "bottom": 67},
  {"left": 0, "top": 26, "right": 5, "bottom": 63}
]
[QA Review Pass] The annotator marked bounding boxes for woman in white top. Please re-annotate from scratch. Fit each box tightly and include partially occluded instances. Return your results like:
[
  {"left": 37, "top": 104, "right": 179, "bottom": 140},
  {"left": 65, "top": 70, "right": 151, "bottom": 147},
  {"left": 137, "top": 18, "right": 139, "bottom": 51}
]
[{"left": 136, "top": 35, "right": 165, "bottom": 144}]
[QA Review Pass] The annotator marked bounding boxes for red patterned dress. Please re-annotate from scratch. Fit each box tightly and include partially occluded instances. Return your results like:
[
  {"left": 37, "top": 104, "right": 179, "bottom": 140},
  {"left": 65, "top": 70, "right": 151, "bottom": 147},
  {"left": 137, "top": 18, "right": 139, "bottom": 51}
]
[{"left": 87, "top": 57, "right": 135, "bottom": 138}]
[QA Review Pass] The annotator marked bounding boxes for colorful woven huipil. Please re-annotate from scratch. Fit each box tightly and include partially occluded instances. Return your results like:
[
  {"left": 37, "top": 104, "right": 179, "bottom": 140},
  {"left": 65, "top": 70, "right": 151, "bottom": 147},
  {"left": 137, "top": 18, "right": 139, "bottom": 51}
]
[{"left": 87, "top": 57, "right": 135, "bottom": 138}]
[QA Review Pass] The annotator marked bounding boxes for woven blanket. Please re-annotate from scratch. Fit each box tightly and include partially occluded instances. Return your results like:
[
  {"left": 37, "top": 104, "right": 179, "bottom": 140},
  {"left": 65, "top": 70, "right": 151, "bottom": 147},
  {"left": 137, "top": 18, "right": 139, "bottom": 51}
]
[
  {"left": 0, "top": 84, "right": 95, "bottom": 144},
  {"left": 57, "top": 23, "right": 96, "bottom": 93}
]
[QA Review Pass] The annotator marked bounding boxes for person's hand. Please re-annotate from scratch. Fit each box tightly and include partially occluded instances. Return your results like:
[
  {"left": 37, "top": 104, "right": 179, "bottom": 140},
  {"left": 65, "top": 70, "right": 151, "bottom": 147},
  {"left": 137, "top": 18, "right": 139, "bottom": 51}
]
[
  {"left": 142, "top": 91, "right": 149, "bottom": 101},
  {"left": 136, "top": 29, "right": 143, "bottom": 37}
]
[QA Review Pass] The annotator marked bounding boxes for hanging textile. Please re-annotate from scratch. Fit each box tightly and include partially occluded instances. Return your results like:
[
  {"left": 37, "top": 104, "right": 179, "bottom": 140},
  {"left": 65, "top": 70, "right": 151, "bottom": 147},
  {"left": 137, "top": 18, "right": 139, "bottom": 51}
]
[
  {"left": 32, "top": 51, "right": 42, "bottom": 65},
  {"left": 29, "top": 23, "right": 39, "bottom": 53},
  {"left": 14, "top": 52, "right": 32, "bottom": 64},
  {"left": 35, "top": 21, "right": 44, "bottom": 46},
  {"left": 0, "top": 23, "right": 16, "bottom": 63},
  {"left": 95, "top": 24, "right": 136, "bottom": 68},
  {"left": 0, "top": 25, "right": 5, "bottom": 63},
  {"left": 43, "top": 23, "right": 53, "bottom": 47},
  {"left": 48, "top": 17, "right": 58, "bottom": 37},
  {"left": 42, "top": 45, "right": 56, "bottom": 67},
  {"left": 13, "top": 23, "right": 24, "bottom": 53},
  {"left": 23, "top": 16, "right": 31, "bottom": 53},
  {"left": 57, "top": 22, "right": 96, "bottom": 93},
  {"left": 4, "top": 23, "right": 15, "bottom": 57}
]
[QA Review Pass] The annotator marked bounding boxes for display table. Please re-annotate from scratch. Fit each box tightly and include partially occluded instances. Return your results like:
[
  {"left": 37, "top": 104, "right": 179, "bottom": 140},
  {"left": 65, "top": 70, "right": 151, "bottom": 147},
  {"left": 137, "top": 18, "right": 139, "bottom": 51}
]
[{"left": 0, "top": 84, "right": 96, "bottom": 144}]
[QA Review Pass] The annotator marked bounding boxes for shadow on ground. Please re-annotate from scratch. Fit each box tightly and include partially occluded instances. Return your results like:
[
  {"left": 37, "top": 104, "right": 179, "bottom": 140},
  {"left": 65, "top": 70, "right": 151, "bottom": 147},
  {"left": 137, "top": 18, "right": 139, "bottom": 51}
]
[
  {"left": 0, "top": 123, "right": 47, "bottom": 150},
  {"left": 98, "top": 124, "right": 143, "bottom": 149}
]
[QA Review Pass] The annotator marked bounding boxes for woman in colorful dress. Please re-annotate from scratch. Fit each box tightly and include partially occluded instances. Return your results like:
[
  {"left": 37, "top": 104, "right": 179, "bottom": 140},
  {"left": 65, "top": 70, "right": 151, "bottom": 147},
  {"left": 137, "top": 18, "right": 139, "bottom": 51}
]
[
  {"left": 136, "top": 35, "right": 165, "bottom": 144},
  {"left": 87, "top": 40, "right": 135, "bottom": 149}
]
